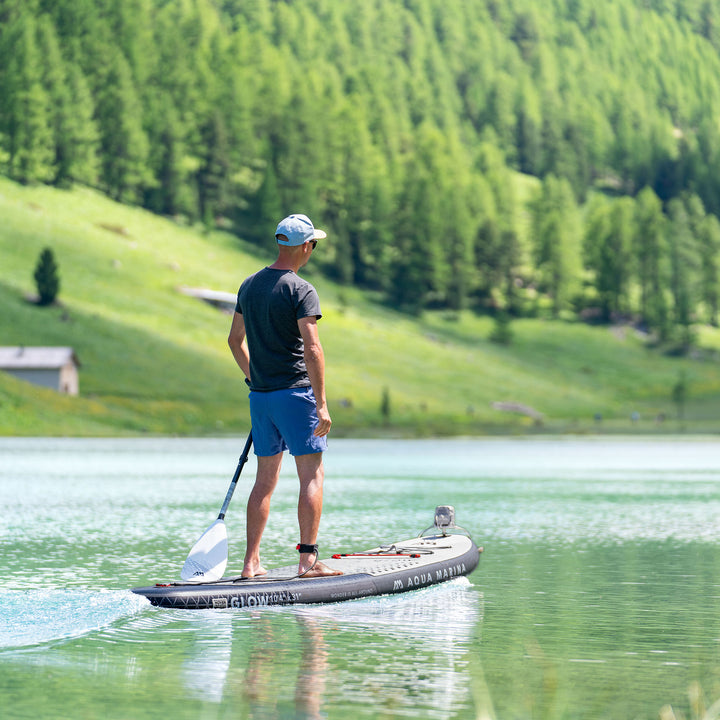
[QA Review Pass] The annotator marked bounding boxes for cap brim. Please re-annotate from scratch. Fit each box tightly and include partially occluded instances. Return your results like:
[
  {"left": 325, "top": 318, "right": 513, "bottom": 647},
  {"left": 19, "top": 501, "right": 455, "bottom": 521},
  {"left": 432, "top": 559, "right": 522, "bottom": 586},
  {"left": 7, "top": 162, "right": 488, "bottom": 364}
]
[{"left": 312, "top": 229, "right": 327, "bottom": 240}]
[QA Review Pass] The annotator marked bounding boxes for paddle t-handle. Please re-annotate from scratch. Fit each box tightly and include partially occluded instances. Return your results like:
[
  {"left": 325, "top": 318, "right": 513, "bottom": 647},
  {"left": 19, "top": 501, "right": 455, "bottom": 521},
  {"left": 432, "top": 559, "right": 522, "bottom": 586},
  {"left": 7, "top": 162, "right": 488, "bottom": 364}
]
[{"left": 218, "top": 431, "right": 253, "bottom": 520}]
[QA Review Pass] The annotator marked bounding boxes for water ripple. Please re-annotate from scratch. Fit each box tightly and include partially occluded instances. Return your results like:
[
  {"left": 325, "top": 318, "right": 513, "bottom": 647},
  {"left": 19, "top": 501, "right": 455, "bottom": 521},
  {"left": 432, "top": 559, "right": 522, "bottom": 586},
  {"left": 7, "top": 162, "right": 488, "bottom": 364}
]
[{"left": 0, "top": 589, "right": 148, "bottom": 649}]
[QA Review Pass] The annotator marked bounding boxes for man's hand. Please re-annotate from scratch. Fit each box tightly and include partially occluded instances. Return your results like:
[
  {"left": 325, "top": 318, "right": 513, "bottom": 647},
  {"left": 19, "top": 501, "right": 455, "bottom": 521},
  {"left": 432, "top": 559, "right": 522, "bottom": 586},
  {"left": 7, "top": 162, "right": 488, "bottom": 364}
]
[{"left": 314, "top": 404, "right": 332, "bottom": 437}]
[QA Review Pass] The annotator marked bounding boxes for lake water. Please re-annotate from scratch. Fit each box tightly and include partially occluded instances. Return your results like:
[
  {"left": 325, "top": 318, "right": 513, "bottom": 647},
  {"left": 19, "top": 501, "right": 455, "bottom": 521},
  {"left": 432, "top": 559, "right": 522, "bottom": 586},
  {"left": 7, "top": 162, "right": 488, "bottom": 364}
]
[{"left": 3, "top": 437, "right": 720, "bottom": 719}]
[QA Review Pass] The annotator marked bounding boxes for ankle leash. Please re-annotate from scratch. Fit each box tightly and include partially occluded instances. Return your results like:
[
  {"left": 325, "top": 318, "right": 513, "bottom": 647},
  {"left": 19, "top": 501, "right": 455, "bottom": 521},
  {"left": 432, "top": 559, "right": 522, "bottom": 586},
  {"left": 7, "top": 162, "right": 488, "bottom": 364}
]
[{"left": 296, "top": 543, "right": 319, "bottom": 555}]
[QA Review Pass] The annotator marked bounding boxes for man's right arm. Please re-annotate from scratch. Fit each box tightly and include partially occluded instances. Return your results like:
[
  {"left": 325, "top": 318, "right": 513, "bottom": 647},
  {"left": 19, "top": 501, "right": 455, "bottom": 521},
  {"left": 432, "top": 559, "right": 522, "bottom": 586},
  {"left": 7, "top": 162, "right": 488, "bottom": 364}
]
[{"left": 228, "top": 312, "right": 251, "bottom": 382}]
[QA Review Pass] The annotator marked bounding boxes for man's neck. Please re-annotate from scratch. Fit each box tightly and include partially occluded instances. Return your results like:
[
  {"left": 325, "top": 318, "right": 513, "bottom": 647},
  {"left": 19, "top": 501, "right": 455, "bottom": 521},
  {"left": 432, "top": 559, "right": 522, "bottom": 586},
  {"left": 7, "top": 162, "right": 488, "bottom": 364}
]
[
  {"left": 269, "top": 246, "right": 307, "bottom": 273},
  {"left": 268, "top": 260, "right": 295, "bottom": 271}
]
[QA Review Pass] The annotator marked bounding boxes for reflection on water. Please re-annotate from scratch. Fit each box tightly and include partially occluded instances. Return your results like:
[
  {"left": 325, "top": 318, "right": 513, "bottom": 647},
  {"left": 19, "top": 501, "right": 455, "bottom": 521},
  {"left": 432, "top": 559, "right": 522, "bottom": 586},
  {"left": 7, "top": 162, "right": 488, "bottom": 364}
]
[
  {"left": 239, "top": 612, "right": 333, "bottom": 720},
  {"left": 172, "top": 580, "right": 480, "bottom": 719},
  {"left": 275, "top": 580, "right": 482, "bottom": 719},
  {"left": 182, "top": 611, "right": 233, "bottom": 704}
]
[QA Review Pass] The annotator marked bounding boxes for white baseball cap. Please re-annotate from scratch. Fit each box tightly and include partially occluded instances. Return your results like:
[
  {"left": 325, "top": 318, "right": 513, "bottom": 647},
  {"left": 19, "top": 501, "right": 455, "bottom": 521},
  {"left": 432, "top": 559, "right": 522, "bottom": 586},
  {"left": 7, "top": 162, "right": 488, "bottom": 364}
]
[{"left": 275, "top": 214, "right": 327, "bottom": 246}]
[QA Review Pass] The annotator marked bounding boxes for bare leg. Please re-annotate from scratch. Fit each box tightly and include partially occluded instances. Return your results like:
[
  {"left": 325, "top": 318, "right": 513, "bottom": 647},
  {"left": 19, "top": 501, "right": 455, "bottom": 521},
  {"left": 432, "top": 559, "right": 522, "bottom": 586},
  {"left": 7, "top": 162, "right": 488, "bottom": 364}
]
[
  {"left": 242, "top": 453, "right": 283, "bottom": 578},
  {"left": 295, "top": 453, "right": 342, "bottom": 578}
]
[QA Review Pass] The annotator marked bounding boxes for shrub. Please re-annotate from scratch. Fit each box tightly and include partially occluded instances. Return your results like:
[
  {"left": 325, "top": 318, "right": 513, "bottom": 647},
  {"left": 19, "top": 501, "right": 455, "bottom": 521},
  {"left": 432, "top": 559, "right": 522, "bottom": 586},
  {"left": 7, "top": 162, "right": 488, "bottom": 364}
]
[{"left": 490, "top": 311, "right": 513, "bottom": 345}]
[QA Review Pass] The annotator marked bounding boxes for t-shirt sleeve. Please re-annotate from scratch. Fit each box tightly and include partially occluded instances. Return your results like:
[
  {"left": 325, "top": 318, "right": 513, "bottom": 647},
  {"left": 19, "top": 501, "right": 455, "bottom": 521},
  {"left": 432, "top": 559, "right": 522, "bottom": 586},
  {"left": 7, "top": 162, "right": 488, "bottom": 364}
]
[
  {"left": 235, "top": 275, "right": 251, "bottom": 314},
  {"left": 296, "top": 284, "right": 322, "bottom": 321}
]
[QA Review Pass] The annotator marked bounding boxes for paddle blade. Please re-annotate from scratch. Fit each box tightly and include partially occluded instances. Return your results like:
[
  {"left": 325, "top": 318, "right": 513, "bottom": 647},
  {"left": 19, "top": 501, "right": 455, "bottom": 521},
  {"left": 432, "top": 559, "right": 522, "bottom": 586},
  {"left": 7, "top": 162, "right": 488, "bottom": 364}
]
[{"left": 181, "top": 519, "right": 228, "bottom": 582}]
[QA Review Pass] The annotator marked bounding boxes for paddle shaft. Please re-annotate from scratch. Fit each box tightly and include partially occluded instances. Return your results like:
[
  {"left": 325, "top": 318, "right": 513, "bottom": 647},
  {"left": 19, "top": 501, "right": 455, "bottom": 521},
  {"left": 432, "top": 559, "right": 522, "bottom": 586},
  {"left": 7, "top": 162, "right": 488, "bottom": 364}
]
[{"left": 218, "top": 431, "right": 253, "bottom": 520}]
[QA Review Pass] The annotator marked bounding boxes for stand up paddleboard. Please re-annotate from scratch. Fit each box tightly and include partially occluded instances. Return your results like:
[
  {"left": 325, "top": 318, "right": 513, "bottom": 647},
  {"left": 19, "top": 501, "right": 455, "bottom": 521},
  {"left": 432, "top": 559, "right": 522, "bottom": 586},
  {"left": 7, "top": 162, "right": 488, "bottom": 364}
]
[{"left": 132, "top": 506, "right": 482, "bottom": 610}]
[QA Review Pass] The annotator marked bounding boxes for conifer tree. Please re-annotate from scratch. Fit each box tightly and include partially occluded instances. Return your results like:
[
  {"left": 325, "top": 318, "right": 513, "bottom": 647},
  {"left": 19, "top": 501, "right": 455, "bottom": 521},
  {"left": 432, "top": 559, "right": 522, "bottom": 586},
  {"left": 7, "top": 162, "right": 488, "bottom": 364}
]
[
  {"left": 532, "top": 175, "right": 581, "bottom": 317},
  {"left": 196, "top": 110, "right": 231, "bottom": 226},
  {"left": 36, "top": 15, "right": 98, "bottom": 187},
  {"left": 667, "top": 198, "right": 700, "bottom": 347},
  {"left": 390, "top": 149, "right": 448, "bottom": 312},
  {"left": 257, "top": 161, "right": 283, "bottom": 235},
  {"left": 95, "top": 49, "right": 149, "bottom": 201},
  {"left": 584, "top": 197, "right": 634, "bottom": 320},
  {"left": 36, "top": 15, "right": 70, "bottom": 185},
  {"left": 445, "top": 190, "right": 475, "bottom": 311},
  {"left": 33, "top": 247, "right": 60, "bottom": 306},
  {"left": 698, "top": 213, "right": 720, "bottom": 326},
  {"left": 609, "top": 197, "right": 635, "bottom": 316},
  {"left": 146, "top": 103, "right": 188, "bottom": 217},
  {"left": 0, "top": 12, "right": 54, "bottom": 183},
  {"left": 62, "top": 62, "right": 99, "bottom": 186},
  {"left": 516, "top": 107, "right": 542, "bottom": 176},
  {"left": 634, "top": 187, "right": 668, "bottom": 333}
]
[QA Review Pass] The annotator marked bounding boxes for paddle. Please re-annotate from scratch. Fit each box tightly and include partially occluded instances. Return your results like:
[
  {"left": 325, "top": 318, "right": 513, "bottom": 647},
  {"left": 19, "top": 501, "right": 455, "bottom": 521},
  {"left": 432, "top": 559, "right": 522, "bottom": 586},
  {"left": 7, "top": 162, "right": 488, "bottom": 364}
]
[{"left": 180, "top": 431, "right": 253, "bottom": 582}]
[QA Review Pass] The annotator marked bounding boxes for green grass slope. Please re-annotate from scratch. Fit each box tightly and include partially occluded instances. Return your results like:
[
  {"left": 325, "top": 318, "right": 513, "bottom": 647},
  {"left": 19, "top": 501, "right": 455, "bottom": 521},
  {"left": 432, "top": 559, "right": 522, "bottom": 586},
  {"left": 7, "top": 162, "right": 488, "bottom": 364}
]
[{"left": 2, "top": 176, "right": 720, "bottom": 436}]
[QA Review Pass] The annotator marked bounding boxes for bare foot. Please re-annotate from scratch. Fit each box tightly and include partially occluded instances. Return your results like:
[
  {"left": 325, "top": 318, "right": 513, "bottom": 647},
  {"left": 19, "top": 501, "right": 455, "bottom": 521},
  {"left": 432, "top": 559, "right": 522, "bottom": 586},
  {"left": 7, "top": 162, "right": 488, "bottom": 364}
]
[
  {"left": 299, "top": 560, "right": 343, "bottom": 578},
  {"left": 241, "top": 564, "right": 268, "bottom": 579}
]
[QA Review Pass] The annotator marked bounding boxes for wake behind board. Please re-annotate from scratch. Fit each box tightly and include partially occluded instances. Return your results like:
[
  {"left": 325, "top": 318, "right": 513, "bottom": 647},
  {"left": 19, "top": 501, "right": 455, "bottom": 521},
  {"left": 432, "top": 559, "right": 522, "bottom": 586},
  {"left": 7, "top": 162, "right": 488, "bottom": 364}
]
[{"left": 132, "top": 510, "right": 482, "bottom": 610}]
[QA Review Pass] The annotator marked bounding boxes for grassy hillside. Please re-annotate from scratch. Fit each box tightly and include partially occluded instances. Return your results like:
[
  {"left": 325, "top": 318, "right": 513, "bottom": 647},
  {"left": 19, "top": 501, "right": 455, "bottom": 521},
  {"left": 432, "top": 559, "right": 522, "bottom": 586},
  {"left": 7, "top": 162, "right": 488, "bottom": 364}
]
[{"left": 2, "top": 176, "right": 720, "bottom": 437}]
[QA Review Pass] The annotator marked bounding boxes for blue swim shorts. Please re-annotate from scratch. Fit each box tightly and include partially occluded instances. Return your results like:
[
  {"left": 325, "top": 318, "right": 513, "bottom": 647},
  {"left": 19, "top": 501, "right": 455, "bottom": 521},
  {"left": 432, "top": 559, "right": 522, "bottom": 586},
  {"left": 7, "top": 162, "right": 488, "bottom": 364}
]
[{"left": 249, "top": 386, "right": 328, "bottom": 457}]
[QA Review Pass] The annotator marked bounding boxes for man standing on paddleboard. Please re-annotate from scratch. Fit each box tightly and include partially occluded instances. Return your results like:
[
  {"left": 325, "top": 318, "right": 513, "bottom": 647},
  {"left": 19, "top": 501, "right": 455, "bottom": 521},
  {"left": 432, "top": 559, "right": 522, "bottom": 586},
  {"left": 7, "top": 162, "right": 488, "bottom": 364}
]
[{"left": 228, "top": 214, "right": 342, "bottom": 579}]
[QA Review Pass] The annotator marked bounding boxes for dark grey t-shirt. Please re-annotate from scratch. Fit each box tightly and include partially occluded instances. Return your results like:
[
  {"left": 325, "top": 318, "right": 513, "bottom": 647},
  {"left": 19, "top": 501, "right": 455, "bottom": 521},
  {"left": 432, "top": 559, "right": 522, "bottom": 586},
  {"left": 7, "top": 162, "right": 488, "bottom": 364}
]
[{"left": 235, "top": 268, "right": 322, "bottom": 392}]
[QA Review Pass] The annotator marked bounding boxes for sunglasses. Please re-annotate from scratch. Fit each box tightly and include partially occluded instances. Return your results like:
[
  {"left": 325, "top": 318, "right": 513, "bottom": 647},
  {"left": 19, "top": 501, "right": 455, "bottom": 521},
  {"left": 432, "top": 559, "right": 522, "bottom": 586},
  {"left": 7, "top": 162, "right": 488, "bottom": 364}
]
[{"left": 309, "top": 240, "right": 318, "bottom": 250}]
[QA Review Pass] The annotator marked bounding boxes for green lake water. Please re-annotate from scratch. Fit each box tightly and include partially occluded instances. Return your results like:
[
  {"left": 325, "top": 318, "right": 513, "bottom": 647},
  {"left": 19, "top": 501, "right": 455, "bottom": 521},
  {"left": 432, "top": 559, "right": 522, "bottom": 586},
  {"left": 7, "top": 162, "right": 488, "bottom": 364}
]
[{"left": 3, "top": 436, "right": 720, "bottom": 719}]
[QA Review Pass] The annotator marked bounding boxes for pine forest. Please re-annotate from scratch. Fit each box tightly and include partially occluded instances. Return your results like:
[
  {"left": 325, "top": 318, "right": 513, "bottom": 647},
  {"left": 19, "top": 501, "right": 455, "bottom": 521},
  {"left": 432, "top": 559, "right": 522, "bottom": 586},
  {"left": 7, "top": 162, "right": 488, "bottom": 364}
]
[{"left": 3, "top": 0, "right": 720, "bottom": 346}]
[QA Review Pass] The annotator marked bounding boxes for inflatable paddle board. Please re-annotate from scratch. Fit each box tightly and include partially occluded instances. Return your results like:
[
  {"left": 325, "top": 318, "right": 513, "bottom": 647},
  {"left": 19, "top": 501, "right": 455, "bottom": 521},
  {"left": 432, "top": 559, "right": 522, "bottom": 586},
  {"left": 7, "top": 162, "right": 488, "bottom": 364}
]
[{"left": 132, "top": 507, "right": 482, "bottom": 610}]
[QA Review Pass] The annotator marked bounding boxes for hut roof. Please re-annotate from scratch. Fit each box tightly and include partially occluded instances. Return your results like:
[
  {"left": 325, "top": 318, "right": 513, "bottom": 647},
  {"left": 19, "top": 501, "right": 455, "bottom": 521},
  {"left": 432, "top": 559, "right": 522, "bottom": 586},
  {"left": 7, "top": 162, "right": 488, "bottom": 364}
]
[{"left": 0, "top": 346, "right": 81, "bottom": 369}]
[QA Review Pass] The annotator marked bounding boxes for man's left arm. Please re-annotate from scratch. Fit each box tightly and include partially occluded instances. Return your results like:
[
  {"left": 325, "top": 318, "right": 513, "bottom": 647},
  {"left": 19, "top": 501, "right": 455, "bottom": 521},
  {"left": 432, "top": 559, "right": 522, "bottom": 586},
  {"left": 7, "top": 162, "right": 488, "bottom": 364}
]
[{"left": 298, "top": 316, "right": 331, "bottom": 438}]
